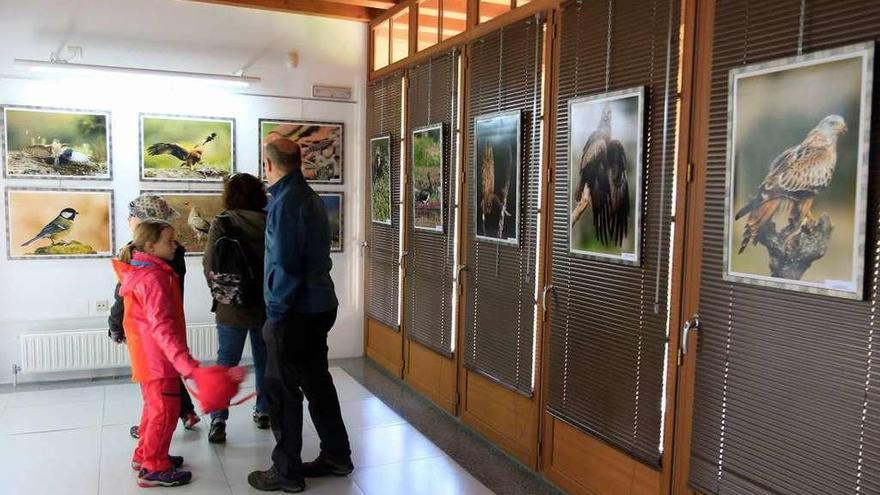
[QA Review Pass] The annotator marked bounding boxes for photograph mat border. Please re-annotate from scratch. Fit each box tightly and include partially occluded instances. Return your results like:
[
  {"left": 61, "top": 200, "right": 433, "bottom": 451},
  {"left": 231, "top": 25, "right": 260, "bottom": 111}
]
[
  {"left": 1, "top": 104, "right": 113, "bottom": 181},
  {"left": 412, "top": 122, "right": 445, "bottom": 233},
  {"left": 566, "top": 86, "right": 645, "bottom": 265},
  {"left": 473, "top": 109, "right": 522, "bottom": 247},
  {"left": 721, "top": 41, "right": 875, "bottom": 300},
  {"left": 4, "top": 186, "right": 116, "bottom": 260}
]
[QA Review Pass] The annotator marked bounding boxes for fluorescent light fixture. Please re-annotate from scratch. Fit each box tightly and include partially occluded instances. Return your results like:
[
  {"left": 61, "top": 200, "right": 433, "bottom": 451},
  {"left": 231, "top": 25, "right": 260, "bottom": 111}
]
[{"left": 14, "top": 59, "right": 260, "bottom": 88}]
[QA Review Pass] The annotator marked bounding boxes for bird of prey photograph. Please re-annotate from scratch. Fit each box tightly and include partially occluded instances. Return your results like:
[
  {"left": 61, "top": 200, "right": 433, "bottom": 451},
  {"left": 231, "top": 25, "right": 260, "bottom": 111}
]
[
  {"left": 141, "top": 114, "right": 234, "bottom": 182},
  {"left": 474, "top": 111, "right": 520, "bottom": 245},
  {"left": 143, "top": 191, "right": 224, "bottom": 255},
  {"left": 412, "top": 124, "right": 444, "bottom": 232},
  {"left": 568, "top": 88, "right": 644, "bottom": 264},
  {"left": 260, "top": 120, "right": 344, "bottom": 183},
  {"left": 3, "top": 106, "right": 110, "bottom": 179},
  {"left": 725, "top": 43, "right": 873, "bottom": 299},
  {"left": 6, "top": 189, "right": 113, "bottom": 259},
  {"left": 370, "top": 136, "right": 392, "bottom": 225}
]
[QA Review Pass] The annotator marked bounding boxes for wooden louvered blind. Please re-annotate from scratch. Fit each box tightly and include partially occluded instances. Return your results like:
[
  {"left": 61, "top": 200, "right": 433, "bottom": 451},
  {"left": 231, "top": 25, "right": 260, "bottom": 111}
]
[
  {"left": 405, "top": 51, "right": 460, "bottom": 356},
  {"left": 546, "top": 0, "right": 680, "bottom": 468},
  {"left": 689, "top": 1, "right": 880, "bottom": 493},
  {"left": 463, "top": 17, "right": 543, "bottom": 396},
  {"left": 367, "top": 74, "right": 403, "bottom": 330}
]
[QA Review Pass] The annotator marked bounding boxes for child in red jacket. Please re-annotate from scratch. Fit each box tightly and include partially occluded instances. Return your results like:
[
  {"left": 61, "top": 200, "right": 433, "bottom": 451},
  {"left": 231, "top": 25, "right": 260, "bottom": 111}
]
[{"left": 113, "top": 219, "right": 200, "bottom": 488}]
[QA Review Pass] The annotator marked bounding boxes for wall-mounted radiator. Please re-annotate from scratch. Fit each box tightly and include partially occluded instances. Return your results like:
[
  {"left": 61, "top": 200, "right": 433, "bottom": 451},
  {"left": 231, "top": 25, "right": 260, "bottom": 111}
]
[{"left": 13, "top": 323, "right": 251, "bottom": 386}]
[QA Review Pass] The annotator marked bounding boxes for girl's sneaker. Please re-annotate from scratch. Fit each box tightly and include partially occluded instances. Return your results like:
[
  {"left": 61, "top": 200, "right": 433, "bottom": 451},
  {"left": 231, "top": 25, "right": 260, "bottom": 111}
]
[
  {"left": 137, "top": 467, "right": 192, "bottom": 488},
  {"left": 182, "top": 412, "right": 201, "bottom": 430},
  {"left": 131, "top": 455, "right": 184, "bottom": 471}
]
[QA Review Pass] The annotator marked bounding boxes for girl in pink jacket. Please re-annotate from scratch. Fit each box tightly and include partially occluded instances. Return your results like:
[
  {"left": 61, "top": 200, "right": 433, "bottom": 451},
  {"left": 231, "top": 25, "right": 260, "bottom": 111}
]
[{"left": 112, "top": 219, "right": 200, "bottom": 488}]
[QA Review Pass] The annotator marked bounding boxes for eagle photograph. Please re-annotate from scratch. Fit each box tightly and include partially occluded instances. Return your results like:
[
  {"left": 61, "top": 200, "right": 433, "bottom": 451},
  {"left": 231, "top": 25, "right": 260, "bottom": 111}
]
[
  {"left": 6, "top": 189, "right": 113, "bottom": 259},
  {"left": 144, "top": 191, "right": 224, "bottom": 255},
  {"left": 3, "top": 107, "right": 110, "bottom": 179},
  {"left": 141, "top": 114, "right": 234, "bottom": 181},
  {"left": 474, "top": 112, "right": 520, "bottom": 245},
  {"left": 726, "top": 43, "right": 873, "bottom": 298},
  {"left": 568, "top": 88, "right": 643, "bottom": 263}
]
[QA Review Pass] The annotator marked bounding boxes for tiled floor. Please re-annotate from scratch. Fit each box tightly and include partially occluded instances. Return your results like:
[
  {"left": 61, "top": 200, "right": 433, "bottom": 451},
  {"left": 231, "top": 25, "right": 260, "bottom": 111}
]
[{"left": 0, "top": 367, "right": 495, "bottom": 495}]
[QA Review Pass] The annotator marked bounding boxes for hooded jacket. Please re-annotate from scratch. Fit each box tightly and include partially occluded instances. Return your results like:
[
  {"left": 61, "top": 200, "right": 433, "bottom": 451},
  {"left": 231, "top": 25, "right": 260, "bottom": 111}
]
[{"left": 112, "top": 251, "right": 199, "bottom": 383}]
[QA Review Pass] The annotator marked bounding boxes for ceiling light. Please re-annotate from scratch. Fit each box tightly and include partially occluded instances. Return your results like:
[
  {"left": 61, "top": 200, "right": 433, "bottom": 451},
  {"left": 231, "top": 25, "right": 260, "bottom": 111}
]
[{"left": 14, "top": 59, "right": 260, "bottom": 88}]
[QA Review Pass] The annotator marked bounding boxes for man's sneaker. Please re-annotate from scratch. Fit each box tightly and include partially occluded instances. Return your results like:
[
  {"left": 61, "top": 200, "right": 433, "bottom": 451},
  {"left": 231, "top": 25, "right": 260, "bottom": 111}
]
[
  {"left": 131, "top": 455, "right": 184, "bottom": 471},
  {"left": 137, "top": 467, "right": 192, "bottom": 488},
  {"left": 301, "top": 455, "right": 354, "bottom": 477},
  {"left": 253, "top": 411, "right": 271, "bottom": 430},
  {"left": 130, "top": 425, "right": 139, "bottom": 439},
  {"left": 247, "top": 466, "right": 305, "bottom": 493},
  {"left": 208, "top": 420, "right": 226, "bottom": 444},
  {"left": 182, "top": 412, "right": 201, "bottom": 430}
]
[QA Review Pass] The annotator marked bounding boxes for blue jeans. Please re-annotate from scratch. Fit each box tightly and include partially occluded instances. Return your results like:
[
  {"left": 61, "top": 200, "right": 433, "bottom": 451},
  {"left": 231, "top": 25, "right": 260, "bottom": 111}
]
[{"left": 211, "top": 324, "right": 269, "bottom": 421}]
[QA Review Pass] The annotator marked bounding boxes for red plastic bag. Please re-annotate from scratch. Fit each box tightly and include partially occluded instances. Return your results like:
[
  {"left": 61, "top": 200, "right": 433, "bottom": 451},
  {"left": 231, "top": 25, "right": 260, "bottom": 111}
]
[{"left": 187, "top": 365, "right": 255, "bottom": 414}]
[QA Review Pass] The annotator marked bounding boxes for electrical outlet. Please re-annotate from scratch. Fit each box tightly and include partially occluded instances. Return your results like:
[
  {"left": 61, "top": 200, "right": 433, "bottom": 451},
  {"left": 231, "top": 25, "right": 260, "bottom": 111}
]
[{"left": 95, "top": 300, "right": 110, "bottom": 313}]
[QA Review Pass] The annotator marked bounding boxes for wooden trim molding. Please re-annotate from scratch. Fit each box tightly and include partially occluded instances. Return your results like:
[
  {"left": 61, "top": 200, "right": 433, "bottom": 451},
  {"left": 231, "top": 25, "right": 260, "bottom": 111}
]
[{"left": 186, "top": 0, "right": 381, "bottom": 21}]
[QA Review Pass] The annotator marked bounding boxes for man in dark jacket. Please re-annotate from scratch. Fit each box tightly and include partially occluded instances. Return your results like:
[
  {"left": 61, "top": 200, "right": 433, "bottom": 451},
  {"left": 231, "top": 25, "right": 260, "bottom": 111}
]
[
  {"left": 108, "top": 194, "right": 200, "bottom": 438},
  {"left": 247, "top": 137, "right": 351, "bottom": 493}
]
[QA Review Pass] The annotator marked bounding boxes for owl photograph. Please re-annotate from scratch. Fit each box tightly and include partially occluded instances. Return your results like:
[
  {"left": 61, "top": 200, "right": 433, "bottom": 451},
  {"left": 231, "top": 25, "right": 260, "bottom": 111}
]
[
  {"left": 474, "top": 111, "right": 520, "bottom": 245},
  {"left": 141, "top": 114, "right": 234, "bottom": 182},
  {"left": 568, "top": 88, "right": 644, "bottom": 264},
  {"left": 725, "top": 43, "right": 874, "bottom": 299}
]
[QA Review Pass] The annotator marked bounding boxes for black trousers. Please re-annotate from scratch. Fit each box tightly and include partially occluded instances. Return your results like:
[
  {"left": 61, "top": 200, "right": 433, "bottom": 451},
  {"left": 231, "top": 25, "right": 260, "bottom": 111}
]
[
  {"left": 178, "top": 378, "right": 195, "bottom": 420},
  {"left": 263, "top": 309, "right": 351, "bottom": 479}
]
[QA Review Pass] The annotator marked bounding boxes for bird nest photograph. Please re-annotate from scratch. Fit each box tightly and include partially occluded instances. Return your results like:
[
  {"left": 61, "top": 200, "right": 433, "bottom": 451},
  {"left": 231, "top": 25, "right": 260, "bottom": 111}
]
[
  {"left": 475, "top": 111, "right": 520, "bottom": 245},
  {"left": 370, "top": 135, "right": 392, "bottom": 225},
  {"left": 140, "top": 114, "right": 234, "bottom": 181},
  {"left": 319, "top": 193, "right": 344, "bottom": 253},
  {"left": 260, "top": 120, "right": 343, "bottom": 183},
  {"left": 568, "top": 88, "right": 644, "bottom": 264},
  {"left": 724, "top": 42, "right": 874, "bottom": 299},
  {"left": 143, "top": 191, "right": 224, "bottom": 255},
  {"left": 3, "top": 106, "right": 110, "bottom": 179},
  {"left": 412, "top": 124, "right": 444, "bottom": 233},
  {"left": 5, "top": 188, "right": 113, "bottom": 259}
]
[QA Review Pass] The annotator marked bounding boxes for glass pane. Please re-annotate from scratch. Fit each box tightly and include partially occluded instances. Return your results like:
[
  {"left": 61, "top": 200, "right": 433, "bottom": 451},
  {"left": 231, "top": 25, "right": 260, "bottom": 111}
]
[
  {"left": 442, "top": 0, "right": 467, "bottom": 40},
  {"left": 372, "top": 21, "right": 390, "bottom": 70},
  {"left": 391, "top": 8, "right": 410, "bottom": 64},
  {"left": 417, "top": 0, "right": 440, "bottom": 51},
  {"left": 516, "top": 0, "right": 532, "bottom": 5},
  {"left": 479, "top": 0, "right": 510, "bottom": 23}
]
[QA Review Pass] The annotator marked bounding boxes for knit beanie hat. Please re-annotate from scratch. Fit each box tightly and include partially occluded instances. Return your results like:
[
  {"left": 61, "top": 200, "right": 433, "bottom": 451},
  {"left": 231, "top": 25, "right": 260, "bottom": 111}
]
[{"left": 128, "top": 194, "right": 180, "bottom": 222}]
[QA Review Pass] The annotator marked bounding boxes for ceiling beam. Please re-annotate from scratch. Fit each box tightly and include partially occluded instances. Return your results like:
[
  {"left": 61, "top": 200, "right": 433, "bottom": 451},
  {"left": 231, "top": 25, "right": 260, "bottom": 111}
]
[
  {"left": 321, "top": 0, "right": 398, "bottom": 9},
  {"left": 186, "top": 0, "right": 382, "bottom": 22}
]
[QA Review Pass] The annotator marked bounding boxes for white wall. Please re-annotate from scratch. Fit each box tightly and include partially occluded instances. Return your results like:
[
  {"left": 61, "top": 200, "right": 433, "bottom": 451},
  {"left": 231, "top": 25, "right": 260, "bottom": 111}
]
[{"left": 0, "top": 0, "right": 368, "bottom": 384}]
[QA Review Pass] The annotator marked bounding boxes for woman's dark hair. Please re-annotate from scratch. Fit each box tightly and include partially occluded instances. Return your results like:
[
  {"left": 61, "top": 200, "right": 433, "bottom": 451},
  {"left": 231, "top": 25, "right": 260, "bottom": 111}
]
[{"left": 224, "top": 173, "right": 267, "bottom": 212}]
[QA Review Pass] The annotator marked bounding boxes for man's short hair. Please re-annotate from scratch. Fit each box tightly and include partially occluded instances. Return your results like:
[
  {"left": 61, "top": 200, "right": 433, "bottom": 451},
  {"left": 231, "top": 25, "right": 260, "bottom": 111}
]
[{"left": 265, "top": 139, "right": 302, "bottom": 171}]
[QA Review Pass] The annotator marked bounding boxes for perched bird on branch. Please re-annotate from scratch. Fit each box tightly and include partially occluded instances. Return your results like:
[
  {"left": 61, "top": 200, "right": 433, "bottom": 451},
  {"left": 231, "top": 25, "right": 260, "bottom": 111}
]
[
  {"left": 735, "top": 114, "right": 847, "bottom": 253},
  {"left": 184, "top": 201, "right": 211, "bottom": 242},
  {"left": 571, "top": 106, "right": 631, "bottom": 247},
  {"left": 147, "top": 133, "right": 217, "bottom": 169},
  {"left": 22, "top": 208, "right": 79, "bottom": 246}
]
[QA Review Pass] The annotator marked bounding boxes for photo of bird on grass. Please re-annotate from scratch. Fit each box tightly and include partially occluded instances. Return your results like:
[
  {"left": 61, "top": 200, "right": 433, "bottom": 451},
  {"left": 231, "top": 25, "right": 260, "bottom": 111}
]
[
  {"left": 143, "top": 192, "right": 224, "bottom": 255},
  {"left": 568, "top": 89, "right": 642, "bottom": 262},
  {"left": 3, "top": 107, "right": 109, "bottom": 179},
  {"left": 6, "top": 189, "right": 112, "bottom": 258},
  {"left": 412, "top": 125, "right": 443, "bottom": 232},
  {"left": 141, "top": 115, "right": 233, "bottom": 181},
  {"left": 726, "top": 45, "right": 872, "bottom": 296}
]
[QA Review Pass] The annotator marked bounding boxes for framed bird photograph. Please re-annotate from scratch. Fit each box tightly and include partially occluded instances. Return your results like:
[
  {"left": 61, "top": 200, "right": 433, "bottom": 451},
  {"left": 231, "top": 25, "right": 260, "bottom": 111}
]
[
  {"left": 140, "top": 190, "right": 224, "bottom": 256},
  {"left": 140, "top": 114, "right": 235, "bottom": 182},
  {"left": 5, "top": 188, "right": 114, "bottom": 260},
  {"left": 260, "top": 120, "right": 343, "bottom": 184},
  {"left": 318, "top": 192, "right": 344, "bottom": 253},
  {"left": 2, "top": 105, "right": 111, "bottom": 180},
  {"left": 724, "top": 42, "right": 874, "bottom": 299},
  {"left": 370, "top": 135, "right": 392, "bottom": 225},
  {"left": 474, "top": 111, "right": 521, "bottom": 245},
  {"left": 412, "top": 123, "right": 444, "bottom": 233},
  {"left": 568, "top": 87, "right": 645, "bottom": 264}
]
